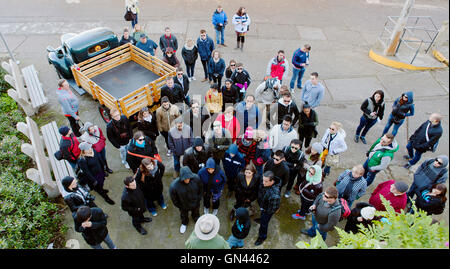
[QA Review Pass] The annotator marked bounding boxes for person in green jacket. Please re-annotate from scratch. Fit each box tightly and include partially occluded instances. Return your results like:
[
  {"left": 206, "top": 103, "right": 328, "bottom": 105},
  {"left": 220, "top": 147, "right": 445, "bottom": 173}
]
[
  {"left": 185, "top": 214, "right": 230, "bottom": 249},
  {"left": 363, "top": 133, "right": 399, "bottom": 186}
]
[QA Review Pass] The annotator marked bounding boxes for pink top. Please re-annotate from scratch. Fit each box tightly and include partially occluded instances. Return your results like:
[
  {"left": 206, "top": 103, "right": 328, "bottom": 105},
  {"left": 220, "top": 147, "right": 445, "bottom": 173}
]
[
  {"left": 369, "top": 180, "right": 407, "bottom": 213},
  {"left": 216, "top": 113, "right": 240, "bottom": 142}
]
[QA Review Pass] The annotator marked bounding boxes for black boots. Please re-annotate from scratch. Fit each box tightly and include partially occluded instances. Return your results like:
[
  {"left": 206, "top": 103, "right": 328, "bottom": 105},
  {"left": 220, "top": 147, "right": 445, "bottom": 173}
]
[{"left": 96, "top": 188, "right": 115, "bottom": 205}]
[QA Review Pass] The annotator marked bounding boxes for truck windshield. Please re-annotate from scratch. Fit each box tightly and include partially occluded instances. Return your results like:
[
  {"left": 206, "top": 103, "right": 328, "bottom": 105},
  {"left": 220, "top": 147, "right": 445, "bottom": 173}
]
[{"left": 88, "top": 41, "right": 110, "bottom": 56}]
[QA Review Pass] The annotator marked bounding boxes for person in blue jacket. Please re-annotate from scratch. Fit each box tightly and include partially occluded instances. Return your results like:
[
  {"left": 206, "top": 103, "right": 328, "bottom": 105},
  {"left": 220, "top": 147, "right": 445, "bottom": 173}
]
[
  {"left": 212, "top": 5, "right": 228, "bottom": 47},
  {"left": 290, "top": 44, "right": 311, "bottom": 93},
  {"left": 382, "top": 91, "right": 414, "bottom": 137},
  {"left": 197, "top": 29, "right": 215, "bottom": 82},
  {"left": 198, "top": 158, "right": 227, "bottom": 216},
  {"left": 136, "top": 34, "right": 158, "bottom": 56},
  {"left": 208, "top": 50, "right": 226, "bottom": 89},
  {"left": 223, "top": 144, "right": 246, "bottom": 196}
]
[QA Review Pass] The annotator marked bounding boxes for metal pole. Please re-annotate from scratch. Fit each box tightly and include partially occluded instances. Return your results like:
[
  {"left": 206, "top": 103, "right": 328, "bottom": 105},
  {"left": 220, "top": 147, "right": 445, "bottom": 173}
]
[{"left": 0, "top": 32, "right": 19, "bottom": 64}]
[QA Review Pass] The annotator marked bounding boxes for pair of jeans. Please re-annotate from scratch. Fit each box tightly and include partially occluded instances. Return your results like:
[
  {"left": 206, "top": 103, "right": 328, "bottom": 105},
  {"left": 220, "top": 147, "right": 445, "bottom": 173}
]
[
  {"left": 290, "top": 66, "right": 305, "bottom": 90},
  {"left": 215, "top": 28, "right": 225, "bottom": 45},
  {"left": 68, "top": 160, "right": 77, "bottom": 171},
  {"left": 204, "top": 192, "right": 220, "bottom": 209},
  {"left": 356, "top": 115, "right": 378, "bottom": 138},
  {"left": 66, "top": 115, "right": 82, "bottom": 137},
  {"left": 382, "top": 114, "right": 404, "bottom": 137},
  {"left": 228, "top": 235, "right": 244, "bottom": 248},
  {"left": 406, "top": 181, "right": 420, "bottom": 199},
  {"left": 131, "top": 13, "right": 138, "bottom": 29},
  {"left": 298, "top": 196, "right": 314, "bottom": 216},
  {"left": 406, "top": 141, "right": 423, "bottom": 166},
  {"left": 363, "top": 158, "right": 380, "bottom": 187},
  {"left": 145, "top": 194, "right": 165, "bottom": 213},
  {"left": 90, "top": 234, "right": 116, "bottom": 249},
  {"left": 131, "top": 213, "right": 146, "bottom": 229},
  {"left": 119, "top": 145, "right": 128, "bottom": 165},
  {"left": 185, "top": 62, "right": 195, "bottom": 78},
  {"left": 201, "top": 58, "right": 210, "bottom": 79},
  {"left": 306, "top": 215, "right": 328, "bottom": 241},
  {"left": 173, "top": 154, "right": 182, "bottom": 172},
  {"left": 285, "top": 168, "right": 299, "bottom": 192},
  {"left": 180, "top": 207, "right": 200, "bottom": 225},
  {"left": 209, "top": 74, "right": 223, "bottom": 89},
  {"left": 258, "top": 210, "right": 274, "bottom": 240}
]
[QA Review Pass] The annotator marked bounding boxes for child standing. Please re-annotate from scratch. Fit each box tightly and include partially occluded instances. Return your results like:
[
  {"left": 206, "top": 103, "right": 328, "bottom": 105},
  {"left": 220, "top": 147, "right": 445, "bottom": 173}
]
[{"left": 227, "top": 207, "right": 251, "bottom": 248}]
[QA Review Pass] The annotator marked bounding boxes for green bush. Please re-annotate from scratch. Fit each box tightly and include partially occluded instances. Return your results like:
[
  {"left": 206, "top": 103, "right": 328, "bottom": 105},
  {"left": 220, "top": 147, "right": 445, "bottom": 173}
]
[
  {"left": 0, "top": 93, "right": 18, "bottom": 112},
  {"left": 0, "top": 135, "right": 30, "bottom": 172}
]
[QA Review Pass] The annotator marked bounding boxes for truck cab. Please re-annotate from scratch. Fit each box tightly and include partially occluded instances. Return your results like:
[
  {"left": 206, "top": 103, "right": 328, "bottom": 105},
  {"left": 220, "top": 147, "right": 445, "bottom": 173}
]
[{"left": 47, "top": 27, "right": 119, "bottom": 79}]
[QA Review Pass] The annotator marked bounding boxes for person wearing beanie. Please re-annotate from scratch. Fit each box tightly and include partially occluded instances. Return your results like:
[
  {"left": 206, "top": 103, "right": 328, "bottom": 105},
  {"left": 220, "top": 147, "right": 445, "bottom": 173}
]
[
  {"left": 80, "top": 122, "right": 113, "bottom": 175},
  {"left": 408, "top": 155, "right": 448, "bottom": 199},
  {"left": 183, "top": 137, "right": 210, "bottom": 174},
  {"left": 292, "top": 165, "right": 323, "bottom": 220},
  {"left": 205, "top": 121, "right": 233, "bottom": 165},
  {"left": 170, "top": 166, "right": 203, "bottom": 234},
  {"left": 62, "top": 176, "right": 97, "bottom": 213},
  {"left": 106, "top": 108, "right": 133, "bottom": 169},
  {"left": 198, "top": 158, "right": 227, "bottom": 215},
  {"left": 223, "top": 144, "right": 246, "bottom": 198},
  {"left": 228, "top": 207, "right": 251, "bottom": 248},
  {"left": 236, "top": 127, "right": 257, "bottom": 165},
  {"left": 369, "top": 180, "right": 408, "bottom": 213},
  {"left": 382, "top": 91, "right": 414, "bottom": 137},
  {"left": 298, "top": 102, "right": 319, "bottom": 150},
  {"left": 58, "top": 125, "right": 81, "bottom": 170},
  {"left": 344, "top": 203, "right": 380, "bottom": 234},
  {"left": 77, "top": 142, "right": 115, "bottom": 205},
  {"left": 156, "top": 97, "right": 180, "bottom": 156},
  {"left": 56, "top": 79, "right": 82, "bottom": 137}
]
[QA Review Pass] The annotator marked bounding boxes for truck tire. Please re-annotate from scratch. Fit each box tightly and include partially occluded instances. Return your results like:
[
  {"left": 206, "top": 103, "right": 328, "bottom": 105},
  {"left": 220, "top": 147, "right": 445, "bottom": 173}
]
[{"left": 98, "top": 105, "right": 111, "bottom": 123}]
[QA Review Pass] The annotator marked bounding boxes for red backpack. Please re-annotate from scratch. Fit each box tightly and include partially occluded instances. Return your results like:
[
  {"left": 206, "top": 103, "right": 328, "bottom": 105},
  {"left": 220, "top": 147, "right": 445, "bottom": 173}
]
[{"left": 330, "top": 197, "right": 352, "bottom": 221}]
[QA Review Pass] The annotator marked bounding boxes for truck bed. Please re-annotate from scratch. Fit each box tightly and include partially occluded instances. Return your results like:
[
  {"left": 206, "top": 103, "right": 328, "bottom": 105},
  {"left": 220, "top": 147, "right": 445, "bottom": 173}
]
[{"left": 90, "top": 60, "right": 160, "bottom": 99}]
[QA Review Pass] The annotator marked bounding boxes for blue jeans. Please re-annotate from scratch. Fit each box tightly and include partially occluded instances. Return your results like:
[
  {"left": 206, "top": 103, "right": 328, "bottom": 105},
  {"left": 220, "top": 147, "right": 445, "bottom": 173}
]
[
  {"left": 90, "top": 234, "right": 116, "bottom": 249},
  {"left": 290, "top": 66, "right": 305, "bottom": 89},
  {"left": 173, "top": 154, "right": 181, "bottom": 172},
  {"left": 227, "top": 235, "right": 244, "bottom": 248},
  {"left": 145, "top": 194, "right": 165, "bottom": 213},
  {"left": 215, "top": 28, "right": 225, "bottom": 45},
  {"left": 382, "top": 114, "right": 404, "bottom": 137},
  {"left": 131, "top": 13, "right": 138, "bottom": 29},
  {"left": 363, "top": 159, "right": 380, "bottom": 187},
  {"left": 306, "top": 215, "right": 328, "bottom": 241},
  {"left": 185, "top": 62, "right": 195, "bottom": 78},
  {"left": 68, "top": 161, "right": 77, "bottom": 171},
  {"left": 406, "top": 141, "right": 423, "bottom": 166},
  {"left": 258, "top": 210, "right": 274, "bottom": 240},
  {"left": 356, "top": 116, "right": 378, "bottom": 138}
]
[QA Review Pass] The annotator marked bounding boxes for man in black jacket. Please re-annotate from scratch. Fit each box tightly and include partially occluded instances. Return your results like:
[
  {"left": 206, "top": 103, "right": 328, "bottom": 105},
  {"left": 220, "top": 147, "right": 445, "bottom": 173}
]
[
  {"left": 73, "top": 206, "right": 116, "bottom": 249},
  {"left": 62, "top": 176, "right": 97, "bottom": 213},
  {"left": 161, "top": 76, "right": 185, "bottom": 105},
  {"left": 169, "top": 166, "right": 203, "bottom": 234},
  {"left": 269, "top": 91, "right": 300, "bottom": 128},
  {"left": 282, "top": 139, "right": 306, "bottom": 198},
  {"left": 255, "top": 171, "right": 281, "bottom": 246},
  {"left": 121, "top": 176, "right": 152, "bottom": 235},
  {"left": 183, "top": 100, "right": 211, "bottom": 141},
  {"left": 106, "top": 108, "right": 133, "bottom": 169},
  {"left": 263, "top": 150, "right": 290, "bottom": 193},
  {"left": 159, "top": 27, "right": 178, "bottom": 56},
  {"left": 404, "top": 113, "right": 443, "bottom": 169},
  {"left": 174, "top": 67, "right": 191, "bottom": 105},
  {"left": 183, "top": 137, "right": 210, "bottom": 174}
]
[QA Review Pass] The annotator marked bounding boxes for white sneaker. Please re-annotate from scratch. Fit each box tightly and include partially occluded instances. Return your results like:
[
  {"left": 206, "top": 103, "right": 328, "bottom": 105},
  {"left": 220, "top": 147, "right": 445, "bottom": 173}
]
[
  {"left": 212, "top": 209, "right": 218, "bottom": 216},
  {"left": 124, "top": 162, "right": 130, "bottom": 169},
  {"left": 180, "top": 224, "right": 187, "bottom": 234},
  {"left": 167, "top": 149, "right": 172, "bottom": 157},
  {"left": 204, "top": 208, "right": 209, "bottom": 215},
  {"left": 188, "top": 77, "right": 192, "bottom": 82},
  {"left": 192, "top": 76, "right": 196, "bottom": 81},
  {"left": 291, "top": 88, "right": 295, "bottom": 94}
]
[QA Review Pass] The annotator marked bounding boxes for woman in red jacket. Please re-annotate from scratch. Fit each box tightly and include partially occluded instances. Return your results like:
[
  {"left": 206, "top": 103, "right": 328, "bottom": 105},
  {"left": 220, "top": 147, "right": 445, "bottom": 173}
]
[
  {"left": 81, "top": 122, "right": 113, "bottom": 174},
  {"left": 216, "top": 106, "right": 240, "bottom": 142}
]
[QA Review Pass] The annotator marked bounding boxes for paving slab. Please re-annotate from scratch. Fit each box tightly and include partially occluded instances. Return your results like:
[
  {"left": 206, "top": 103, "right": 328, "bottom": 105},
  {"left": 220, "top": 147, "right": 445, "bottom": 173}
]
[
  {"left": 323, "top": 76, "right": 388, "bottom": 102},
  {"left": 145, "top": 20, "right": 188, "bottom": 35},
  {"left": 296, "top": 25, "right": 327, "bottom": 41},
  {"left": 430, "top": 69, "right": 450, "bottom": 93},
  {"left": 256, "top": 23, "right": 299, "bottom": 40}
]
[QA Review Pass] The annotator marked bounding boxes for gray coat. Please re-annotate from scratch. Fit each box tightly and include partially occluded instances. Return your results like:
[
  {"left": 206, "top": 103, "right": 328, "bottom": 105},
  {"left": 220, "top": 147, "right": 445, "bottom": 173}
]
[
  {"left": 313, "top": 193, "right": 341, "bottom": 232},
  {"left": 168, "top": 125, "right": 194, "bottom": 156},
  {"left": 413, "top": 156, "right": 448, "bottom": 191}
]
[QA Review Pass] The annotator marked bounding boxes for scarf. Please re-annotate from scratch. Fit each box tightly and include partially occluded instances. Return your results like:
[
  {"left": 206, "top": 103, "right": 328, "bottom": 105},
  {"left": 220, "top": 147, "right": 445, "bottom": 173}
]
[
  {"left": 306, "top": 165, "right": 322, "bottom": 184},
  {"left": 81, "top": 126, "right": 100, "bottom": 145},
  {"left": 149, "top": 163, "right": 159, "bottom": 177},
  {"left": 144, "top": 114, "right": 152, "bottom": 122}
]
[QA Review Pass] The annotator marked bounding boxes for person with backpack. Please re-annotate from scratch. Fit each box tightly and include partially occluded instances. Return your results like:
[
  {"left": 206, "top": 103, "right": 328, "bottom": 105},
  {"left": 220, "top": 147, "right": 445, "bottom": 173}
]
[
  {"left": 125, "top": 0, "right": 139, "bottom": 29},
  {"left": 407, "top": 155, "right": 448, "bottom": 200},
  {"left": 227, "top": 207, "right": 251, "bottom": 248},
  {"left": 292, "top": 165, "right": 323, "bottom": 220},
  {"left": 57, "top": 126, "right": 80, "bottom": 170},
  {"left": 382, "top": 91, "right": 414, "bottom": 137},
  {"left": 335, "top": 165, "right": 367, "bottom": 207},
  {"left": 412, "top": 183, "right": 447, "bottom": 216},
  {"left": 301, "top": 186, "right": 341, "bottom": 241},
  {"left": 403, "top": 113, "right": 443, "bottom": 169},
  {"left": 354, "top": 90, "right": 385, "bottom": 144},
  {"left": 255, "top": 77, "right": 281, "bottom": 129}
]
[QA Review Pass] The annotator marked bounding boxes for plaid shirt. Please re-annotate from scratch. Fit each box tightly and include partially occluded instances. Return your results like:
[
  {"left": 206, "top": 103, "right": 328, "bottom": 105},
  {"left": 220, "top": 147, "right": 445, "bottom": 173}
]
[
  {"left": 258, "top": 183, "right": 281, "bottom": 215},
  {"left": 236, "top": 137, "right": 257, "bottom": 165}
]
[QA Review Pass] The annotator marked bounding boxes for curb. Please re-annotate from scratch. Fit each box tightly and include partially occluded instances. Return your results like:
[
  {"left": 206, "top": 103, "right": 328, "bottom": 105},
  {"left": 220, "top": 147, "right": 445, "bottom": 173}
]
[
  {"left": 432, "top": 49, "right": 449, "bottom": 66},
  {"left": 369, "top": 49, "right": 447, "bottom": 70}
]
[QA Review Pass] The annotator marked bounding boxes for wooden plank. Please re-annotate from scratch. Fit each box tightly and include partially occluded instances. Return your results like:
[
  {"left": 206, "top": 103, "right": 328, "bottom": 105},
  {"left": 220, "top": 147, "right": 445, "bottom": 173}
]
[
  {"left": 118, "top": 99, "right": 129, "bottom": 117},
  {"left": 9, "top": 59, "right": 29, "bottom": 101},
  {"left": 122, "top": 90, "right": 147, "bottom": 105},
  {"left": 80, "top": 49, "right": 131, "bottom": 71},
  {"left": 22, "top": 65, "right": 47, "bottom": 108},
  {"left": 85, "top": 57, "right": 131, "bottom": 78},
  {"left": 81, "top": 52, "right": 131, "bottom": 75},
  {"left": 77, "top": 43, "right": 131, "bottom": 68}
]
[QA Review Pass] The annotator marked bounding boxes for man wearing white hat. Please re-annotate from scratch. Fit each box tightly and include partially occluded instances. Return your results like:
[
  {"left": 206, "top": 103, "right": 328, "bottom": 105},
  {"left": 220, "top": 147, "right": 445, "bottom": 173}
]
[{"left": 185, "top": 214, "right": 230, "bottom": 249}]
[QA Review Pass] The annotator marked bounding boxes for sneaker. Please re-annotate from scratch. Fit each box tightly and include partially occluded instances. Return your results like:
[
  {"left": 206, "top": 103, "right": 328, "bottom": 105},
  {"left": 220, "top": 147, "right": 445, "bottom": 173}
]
[
  {"left": 284, "top": 191, "right": 291, "bottom": 198},
  {"left": 403, "top": 163, "right": 412, "bottom": 169},
  {"left": 254, "top": 238, "right": 265, "bottom": 246},
  {"left": 300, "top": 229, "right": 312, "bottom": 237},
  {"left": 188, "top": 77, "right": 192, "bottom": 82},
  {"left": 192, "top": 76, "right": 196, "bottom": 81},
  {"left": 167, "top": 150, "right": 172, "bottom": 157},
  {"left": 403, "top": 155, "right": 412, "bottom": 160},
  {"left": 203, "top": 208, "right": 209, "bottom": 215},
  {"left": 291, "top": 213, "right": 306, "bottom": 220},
  {"left": 201, "top": 78, "right": 208, "bottom": 82},
  {"left": 161, "top": 203, "right": 167, "bottom": 210},
  {"left": 360, "top": 136, "right": 367, "bottom": 144},
  {"left": 212, "top": 209, "right": 218, "bottom": 216},
  {"left": 124, "top": 162, "right": 130, "bottom": 169},
  {"left": 291, "top": 88, "right": 295, "bottom": 94},
  {"left": 354, "top": 135, "right": 359, "bottom": 143},
  {"left": 180, "top": 224, "right": 187, "bottom": 234},
  {"left": 136, "top": 226, "right": 147, "bottom": 235},
  {"left": 222, "top": 43, "right": 227, "bottom": 47},
  {"left": 150, "top": 211, "right": 158, "bottom": 217}
]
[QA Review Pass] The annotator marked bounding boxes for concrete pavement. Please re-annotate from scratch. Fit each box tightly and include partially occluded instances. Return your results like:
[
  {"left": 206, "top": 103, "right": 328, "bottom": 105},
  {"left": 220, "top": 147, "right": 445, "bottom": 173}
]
[{"left": 0, "top": 0, "right": 448, "bottom": 249}]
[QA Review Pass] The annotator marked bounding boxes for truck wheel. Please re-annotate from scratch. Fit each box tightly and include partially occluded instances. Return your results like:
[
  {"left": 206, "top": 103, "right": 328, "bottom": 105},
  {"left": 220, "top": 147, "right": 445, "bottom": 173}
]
[{"left": 99, "top": 105, "right": 111, "bottom": 123}]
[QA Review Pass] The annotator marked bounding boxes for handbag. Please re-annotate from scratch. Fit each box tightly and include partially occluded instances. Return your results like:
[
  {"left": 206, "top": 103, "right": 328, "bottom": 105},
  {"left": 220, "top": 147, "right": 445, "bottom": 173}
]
[{"left": 124, "top": 10, "right": 136, "bottom": 21}]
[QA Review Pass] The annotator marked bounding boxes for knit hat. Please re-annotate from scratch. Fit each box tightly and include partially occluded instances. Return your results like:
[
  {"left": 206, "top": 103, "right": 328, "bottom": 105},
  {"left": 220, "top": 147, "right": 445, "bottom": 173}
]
[
  {"left": 78, "top": 142, "right": 92, "bottom": 151},
  {"left": 394, "top": 181, "right": 409, "bottom": 193},
  {"left": 194, "top": 214, "right": 220, "bottom": 241},
  {"left": 311, "top": 142, "right": 323, "bottom": 154},
  {"left": 82, "top": 121, "right": 93, "bottom": 132},
  {"left": 360, "top": 206, "right": 376, "bottom": 220},
  {"left": 59, "top": 126, "right": 70, "bottom": 136},
  {"left": 244, "top": 127, "right": 254, "bottom": 140},
  {"left": 193, "top": 137, "right": 204, "bottom": 147},
  {"left": 302, "top": 102, "right": 311, "bottom": 109},
  {"left": 140, "top": 33, "right": 147, "bottom": 38},
  {"left": 227, "top": 144, "right": 238, "bottom": 155},
  {"left": 61, "top": 176, "right": 75, "bottom": 192}
]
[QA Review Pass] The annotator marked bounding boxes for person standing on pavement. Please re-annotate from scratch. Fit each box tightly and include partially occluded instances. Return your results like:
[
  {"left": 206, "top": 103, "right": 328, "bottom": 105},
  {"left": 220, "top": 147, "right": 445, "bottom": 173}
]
[
  {"left": 403, "top": 113, "right": 443, "bottom": 169},
  {"left": 181, "top": 38, "right": 199, "bottom": 81},
  {"left": 268, "top": 115, "right": 299, "bottom": 152},
  {"left": 297, "top": 103, "right": 319, "bottom": 150},
  {"left": 136, "top": 106, "right": 159, "bottom": 142},
  {"left": 106, "top": 108, "right": 133, "bottom": 169},
  {"left": 121, "top": 176, "right": 152, "bottom": 235},
  {"left": 159, "top": 27, "right": 178, "bottom": 57},
  {"left": 221, "top": 80, "right": 240, "bottom": 112},
  {"left": 225, "top": 59, "right": 237, "bottom": 79},
  {"left": 183, "top": 137, "right": 210, "bottom": 174},
  {"left": 255, "top": 77, "right": 281, "bottom": 129},
  {"left": 269, "top": 91, "right": 300, "bottom": 128},
  {"left": 230, "top": 63, "right": 251, "bottom": 102},
  {"left": 266, "top": 50, "right": 289, "bottom": 83},
  {"left": 228, "top": 207, "right": 251, "bottom": 249},
  {"left": 185, "top": 214, "right": 230, "bottom": 249},
  {"left": 290, "top": 44, "right": 311, "bottom": 93},
  {"left": 56, "top": 79, "right": 82, "bottom": 137},
  {"left": 135, "top": 158, "right": 166, "bottom": 217},
  {"left": 168, "top": 118, "right": 194, "bottom": 177},
  {"left": 254, "top": 171, "right": 281, "bottom": 246},
  {"left": 232, "top": 163, "right": 260, "bottom": 219},
  {"left": 282, "top": 139, "right": 306, "bottom": 198},
  {"left": 126, "top": 131, "right": 160, "bottom": 174},
  {"left": 80, "top": 122, "right": 113, "bottom": 175},
  {"left": 58, "top": 126, "right": 80, "bottom": 170},
  {"left": 320, "top": 121, "right": 347, "bottom": 177},
  {"left": 263, "top": 150, "right": 290, "bottom": 193},
  {"left": 174, "top": 67, "right": 191, "bottom": 105},
  {"left": 136, "top": 34, "right": 158, "bottom": 56},
  {"left": 232, "top": 7, "right": 251, "bottom": 51},
  {"left": 412, "top": 183, "right": 447, "bottom": 216},
  {"left": 253, "top": 130, "right": 272, "bottom": 177},
  {"left": 363, "top": 134, "right": 399, "bottom": 186},
  {"left": 407, "top": 155, "right": 448, "bottom": 200},
  {"left": 216, "top": 106, "right": 240, "bottom": 142},
  {"left": 132, "top": 24, "right": 147, "bottom": 44},
  {"left": 73, "top": 206, "right": 117, "bottom": 249},
  {"left": 291, "top": 165, "right": 323, "bottom": 220},
  {"left": 197, "top": 29, "right": 215, "bottom": 83},
  {"left": 156, "top": 96, "right": 181, "bottom": 156},
  {"left": 162, "top": 47, "right": 180, "bottom": 68},
  {"left": 236, "top": 127, "right": 258, "bottom": 165},
  {"left": 235, "top": 94, "right": 260, "bottom": 131},
  {"left": 170, "top": 166, "right": 204, "bottom": 234},
  {"left": 119, "top": 27, "right": 134, "bottom": 45},
  {"left": 212, "top": 5, "right": 228, "bottom": 47},
  {"left": 183, "top": 99, "right": 211, "bottom": 141},
  {"left": 223, "top": 144, "right": 246, "bottom": 197},
  {"left": 205, "top": 83, "right": 223, "bottom": 115},
  {"left": 199, "top": 158, "right": 227, "bottom": 216},
  {"left": 369, "top": 180, "right": 408, "bottom": 213},
  {"left": 301, "top": 72, "right": 324, "bottom": 109},
  {"left": 344, "top": 203, "right": 379, "bottom": 234},
  {"left": 382, "top": 91, "right": 415, "bottom": 137},
  {"left": 335, "top": 165, "right": 367, "bottom": 207},
  {"left": 62, "top": 176, "right": 97, "bottom": 213},
  {"left": 354, "top": 90, "right": 385, "bottom": 144},
  {"left": 208, "top": 50, "right": 226, "bottom": 89},
  {"left": 301, "top": 186, "right": 340, "bottom": 241},
  {"left": 125, "top": 0, "right": 139, "bottom": 29},
  {"left": 205, "top": 121, "right": 233, "bottom": 165}
]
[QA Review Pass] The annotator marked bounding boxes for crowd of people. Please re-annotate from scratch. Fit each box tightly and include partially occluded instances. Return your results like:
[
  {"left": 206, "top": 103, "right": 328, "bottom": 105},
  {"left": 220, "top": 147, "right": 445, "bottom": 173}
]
[{"left": 53, "top": 3, "right": 448, "bottom": 249}]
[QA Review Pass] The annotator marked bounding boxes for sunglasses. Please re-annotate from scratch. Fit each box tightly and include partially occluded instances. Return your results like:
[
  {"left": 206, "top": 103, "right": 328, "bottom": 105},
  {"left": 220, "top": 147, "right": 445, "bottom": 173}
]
[
  {"left": 230, "top": 64, "right": 236, "bottom": 67},
  {"left": 324, "top": 193, "right": 334, "bottom": 199},
  {"left": 291, "top": 146, "right": 300, "bottom": 150},
  {"left": 237, "top": 68, "right": 243, "bottom": 71},
  {"left": 137, "top": 138, "right": 145, "bottom": 142},
  {"left": 274, "top": 158, "right": 282, "bottom": 162},
  {"left": 435, "top": 159, "right": 443, "bottom": 165},
  {"left": 329, "top": 127, "right": 336, "bottom": 131},
  {"left": 177, "top": 73, "right": 183, "bottom": 75}
]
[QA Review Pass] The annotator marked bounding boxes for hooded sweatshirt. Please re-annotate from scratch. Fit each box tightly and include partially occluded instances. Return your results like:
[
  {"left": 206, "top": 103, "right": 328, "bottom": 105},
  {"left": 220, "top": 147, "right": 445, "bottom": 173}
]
[
  {"left": 223, "top": 144, "right": 246, "bottom": 180},
  {"left": 169, "top": 167, "right": 203, "bottom": 210},
  {"left": 231, "top": 207, "right": 251, "bottom": 239},
  {"left": 198, "top": 158, "right": 227, "bottom": 195},
  {"left": 300, "top": 165, "right": 323, "bottom": 201},
  {"left": 269, "top": 124, "right": 299, "bottom": 152},
  {"left": 270, "top": 98, "right": 300, "bottom": 125},
  {"left": 413, "top": 156, "right": 448, "bottom": 191},
  {"left": 391, "top": 91, "right": 414, "bottom": 122},
  {"left": 254, "top": 78, "right": 281, "bottom": 104},
  {"left": 367, "top": 137, "right": 399, "bottom": 171}
]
